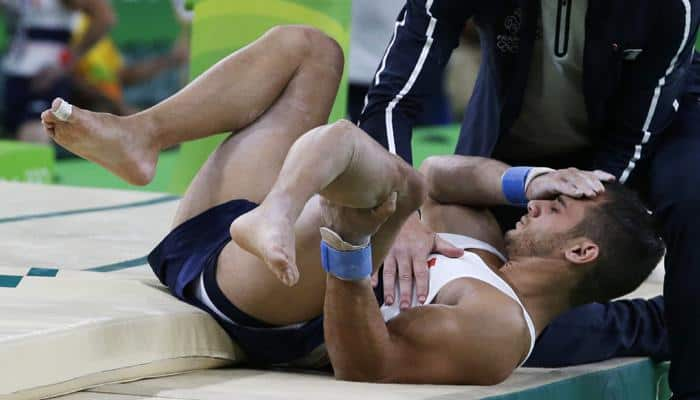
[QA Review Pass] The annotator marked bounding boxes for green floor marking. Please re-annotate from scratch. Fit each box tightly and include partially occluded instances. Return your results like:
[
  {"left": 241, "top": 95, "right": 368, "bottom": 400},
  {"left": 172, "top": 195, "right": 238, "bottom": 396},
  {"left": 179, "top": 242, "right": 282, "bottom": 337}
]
[
  {"left": 0, "top": 275, "right": 22, "bottom": 288},
  {"left": 27, "top": 268, "right": 59, "bottom": 277}
]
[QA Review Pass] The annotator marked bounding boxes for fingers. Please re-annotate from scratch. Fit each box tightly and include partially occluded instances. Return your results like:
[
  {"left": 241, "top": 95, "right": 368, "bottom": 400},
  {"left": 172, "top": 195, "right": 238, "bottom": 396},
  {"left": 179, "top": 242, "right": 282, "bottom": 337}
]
[
  {"left": 552, "top": 176, "right": 581, "bottom": 198},
  {"left": 593, "top": 170, "right": 616, "bottom": 182},
  {"left": 536, "top": 167, "right": 619, "bottom": 200},
  {"left": 382, "top": 256, "right": 397, "bottom": 305},
  {"left": 558, "top": 168, "right": 610, "bottom": 198},
  {"left": 581, "top": 172, "right": 605, "bottom": 193},
  {"left": 371, "top": 270, "right": 379, "bottom": 288},
  {"left": 564, "top": 171, "right": 595, "bottom": 197},
  {"left": 412, "top": 255, "right": 429, "bottom": 304},
  {"left": 395, "top": 251, "right": 414, "bottom": 310},
  {"left": 434, "top": 236, "right": 465, "bottom": 258}
]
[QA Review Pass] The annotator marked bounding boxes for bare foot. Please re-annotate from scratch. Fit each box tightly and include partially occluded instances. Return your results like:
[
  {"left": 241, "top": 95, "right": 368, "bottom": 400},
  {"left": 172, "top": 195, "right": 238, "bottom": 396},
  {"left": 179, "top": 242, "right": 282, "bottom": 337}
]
[
  {"left": 230, "top": 204, "right": 300, "bottom": 286},
  {"left": 41, "top": 98, "right": 158, "bottom": 185}
]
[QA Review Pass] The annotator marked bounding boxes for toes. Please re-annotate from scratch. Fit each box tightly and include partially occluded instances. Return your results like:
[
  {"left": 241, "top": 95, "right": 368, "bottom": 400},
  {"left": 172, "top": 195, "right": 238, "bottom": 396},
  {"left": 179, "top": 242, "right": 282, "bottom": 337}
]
[
  {"left": 41, "top": 122, "right": 56, "bottom": 139},
  {"left": 281, "top": 265, "right": 299, "bottom": 287},
  {"left": 50, "top": 97, "right": 75, "bottom": 122},
  {"left": 41, "top": 109, "right": 59, "bottom": 125},
  {"left": 267, "top": 247, "right": 299, "bottom": 286}
]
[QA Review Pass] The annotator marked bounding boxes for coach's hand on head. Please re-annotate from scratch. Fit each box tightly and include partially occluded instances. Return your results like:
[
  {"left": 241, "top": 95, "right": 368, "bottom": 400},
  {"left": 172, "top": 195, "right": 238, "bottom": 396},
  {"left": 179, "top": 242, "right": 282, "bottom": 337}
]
[
  {"left": 526, "top": 168, "right": 616, "bottom": 201},
  {"left": 372, "top": 212, "right": 463, "bottom": 310}
]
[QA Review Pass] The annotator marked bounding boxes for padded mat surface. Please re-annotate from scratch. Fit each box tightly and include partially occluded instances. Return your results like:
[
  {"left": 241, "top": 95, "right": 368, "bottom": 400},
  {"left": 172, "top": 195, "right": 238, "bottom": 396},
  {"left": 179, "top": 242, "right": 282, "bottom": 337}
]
[{"left": 0, "top": 182, "right": 668, "bottom": 400}]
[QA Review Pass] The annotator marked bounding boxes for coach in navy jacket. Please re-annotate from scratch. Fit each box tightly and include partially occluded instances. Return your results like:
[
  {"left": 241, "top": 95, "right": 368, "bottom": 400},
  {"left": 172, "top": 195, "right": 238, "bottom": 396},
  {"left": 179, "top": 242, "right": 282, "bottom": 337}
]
[{"left": 359, "top": 1, "right": 700, "bottom": 398}]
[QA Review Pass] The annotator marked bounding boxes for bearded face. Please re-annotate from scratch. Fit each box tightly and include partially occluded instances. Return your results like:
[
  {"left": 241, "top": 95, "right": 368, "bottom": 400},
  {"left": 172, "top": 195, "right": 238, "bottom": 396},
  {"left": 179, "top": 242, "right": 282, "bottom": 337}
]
[{"left": 504, "top": 196, "right": 592, "bottom": 259}]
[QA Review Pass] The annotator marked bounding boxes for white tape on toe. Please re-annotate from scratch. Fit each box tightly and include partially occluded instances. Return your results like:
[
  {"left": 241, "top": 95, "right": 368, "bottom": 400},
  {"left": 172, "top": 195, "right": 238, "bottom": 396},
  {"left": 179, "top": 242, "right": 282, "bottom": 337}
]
[{"left": 52, "top": 100, "right": 73, "bottom": 121}]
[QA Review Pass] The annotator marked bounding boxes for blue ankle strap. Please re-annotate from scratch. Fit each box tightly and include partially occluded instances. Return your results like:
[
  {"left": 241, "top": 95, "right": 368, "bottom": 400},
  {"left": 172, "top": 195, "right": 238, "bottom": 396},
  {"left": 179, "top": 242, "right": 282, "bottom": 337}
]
[{"left": 320, "top": 241, "right": 373, "bottom": 281}]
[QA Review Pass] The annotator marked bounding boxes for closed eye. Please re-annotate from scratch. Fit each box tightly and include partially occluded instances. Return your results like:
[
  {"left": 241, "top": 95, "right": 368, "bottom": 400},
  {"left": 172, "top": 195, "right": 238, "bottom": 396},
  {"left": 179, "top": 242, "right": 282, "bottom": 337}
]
[{"left": 557, "top": 196, "right": 568, "bottom": 209}]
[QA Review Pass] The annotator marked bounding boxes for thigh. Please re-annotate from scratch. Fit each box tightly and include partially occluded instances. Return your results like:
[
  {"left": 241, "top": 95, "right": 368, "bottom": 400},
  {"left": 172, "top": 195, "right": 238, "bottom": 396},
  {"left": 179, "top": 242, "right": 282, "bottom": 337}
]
[
  {"left": 648, "top": 95, "right": 700, "bottom": 211},
  {"left": 216, "top": 196, "right": 327, "bottom": 325},
  {"left": 648, "top": 94, "right": 700, "bottom": 302},
  {"left": 172, "top": 31, "right": 344, "bottom": 227},
  {"left": 647, "top": 95, "right": 700, "bottom": 394}
]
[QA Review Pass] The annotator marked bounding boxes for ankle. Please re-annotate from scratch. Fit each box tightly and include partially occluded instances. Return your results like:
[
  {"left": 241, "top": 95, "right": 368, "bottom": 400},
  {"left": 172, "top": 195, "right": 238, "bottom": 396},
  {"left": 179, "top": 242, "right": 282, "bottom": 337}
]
[
  {"left": 125, "top": 112, "right": 161, "bottom": 151},
  {"left": 264, "top": 190, "right": 305, "bottom": 220},
  {"left": 396, "top": 166, "right": 427, "bottom": 213}
]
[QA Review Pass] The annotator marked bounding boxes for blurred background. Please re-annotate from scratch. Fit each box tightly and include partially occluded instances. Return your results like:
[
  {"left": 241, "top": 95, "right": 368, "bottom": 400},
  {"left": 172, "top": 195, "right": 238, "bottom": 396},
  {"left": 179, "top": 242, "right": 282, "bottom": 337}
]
[{"left": 0, "top": 0, "right": 696, "bottom": 195}]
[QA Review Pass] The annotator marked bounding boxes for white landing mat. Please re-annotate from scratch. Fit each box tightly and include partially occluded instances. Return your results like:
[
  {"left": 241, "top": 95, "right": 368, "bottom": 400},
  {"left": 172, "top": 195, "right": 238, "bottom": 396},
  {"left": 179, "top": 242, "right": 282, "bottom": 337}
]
[{"left": 0, "top": 182, "right": 243, "bottom": 400}]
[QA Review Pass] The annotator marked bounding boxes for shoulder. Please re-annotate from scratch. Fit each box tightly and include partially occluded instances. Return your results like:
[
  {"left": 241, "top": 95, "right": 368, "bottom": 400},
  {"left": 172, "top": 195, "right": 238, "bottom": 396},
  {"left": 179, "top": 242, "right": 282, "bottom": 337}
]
[
  {"left": 446, "top": 284, "right": 530, "bottom": 383},
  {"left": 445, "top": 277, "right": 531, "bottom": 366}
]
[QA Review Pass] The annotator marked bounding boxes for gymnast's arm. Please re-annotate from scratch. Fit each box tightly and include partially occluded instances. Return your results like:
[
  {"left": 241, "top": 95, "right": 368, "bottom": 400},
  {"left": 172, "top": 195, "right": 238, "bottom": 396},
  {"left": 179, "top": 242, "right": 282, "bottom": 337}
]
[
  {"left": 419, "top": 155, "right": 615, "bottom": 208},
  {"left": 419, "top": 156, "right": 511, "bottom": 207},
  {"left": 324, "top": 273, "right": 526, "bottom": 384}
]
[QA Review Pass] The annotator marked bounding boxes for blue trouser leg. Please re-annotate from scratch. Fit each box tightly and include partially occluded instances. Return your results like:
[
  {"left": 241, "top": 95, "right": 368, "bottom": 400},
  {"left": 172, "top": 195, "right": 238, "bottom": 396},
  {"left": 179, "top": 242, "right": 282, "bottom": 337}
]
[
  {"left": 648, "top": 95, "right": 700, "bottom": 400},
  {"left": 524, "top": 296, "right": 668, "bottom": 367}
]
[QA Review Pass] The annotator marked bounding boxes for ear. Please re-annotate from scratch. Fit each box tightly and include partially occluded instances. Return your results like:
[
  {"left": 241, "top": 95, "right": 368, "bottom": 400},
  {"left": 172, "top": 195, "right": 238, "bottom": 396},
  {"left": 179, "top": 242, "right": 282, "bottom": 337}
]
[{"left": 564, "top": 239, "right": 599, "bottom": 265}]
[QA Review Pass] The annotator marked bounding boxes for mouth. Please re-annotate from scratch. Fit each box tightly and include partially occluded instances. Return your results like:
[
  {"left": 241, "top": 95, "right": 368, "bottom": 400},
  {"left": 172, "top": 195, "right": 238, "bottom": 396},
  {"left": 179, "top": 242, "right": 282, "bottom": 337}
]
[{"left": 516, "top": 216, "right": 527, "bottom": 229}]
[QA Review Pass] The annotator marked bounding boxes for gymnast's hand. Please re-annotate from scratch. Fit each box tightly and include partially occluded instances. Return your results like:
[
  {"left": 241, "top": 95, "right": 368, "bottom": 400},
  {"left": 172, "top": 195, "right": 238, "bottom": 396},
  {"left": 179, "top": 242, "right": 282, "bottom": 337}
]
[
  {"left": 526, "top": 168, "right": 616, "bottom": 200},
  {"left": 373, "top": 212, "right": 463, "bottom": 310}
]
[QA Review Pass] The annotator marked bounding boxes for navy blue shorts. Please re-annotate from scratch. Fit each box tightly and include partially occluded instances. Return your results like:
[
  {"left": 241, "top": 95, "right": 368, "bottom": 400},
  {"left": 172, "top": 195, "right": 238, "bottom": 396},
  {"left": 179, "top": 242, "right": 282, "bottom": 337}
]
[{"left": 147, "top": 199, "right": 326, "bottom": 366}]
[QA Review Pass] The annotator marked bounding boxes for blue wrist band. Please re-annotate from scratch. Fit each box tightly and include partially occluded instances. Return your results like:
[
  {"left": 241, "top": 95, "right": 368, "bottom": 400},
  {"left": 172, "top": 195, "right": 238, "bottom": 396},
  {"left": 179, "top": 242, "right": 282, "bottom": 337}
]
[
  {"left": 502, "top": 166, "right": 533, "bottom": 206},
  {"left": 320, "top": 241, "right": 373, "bottom": 281}
]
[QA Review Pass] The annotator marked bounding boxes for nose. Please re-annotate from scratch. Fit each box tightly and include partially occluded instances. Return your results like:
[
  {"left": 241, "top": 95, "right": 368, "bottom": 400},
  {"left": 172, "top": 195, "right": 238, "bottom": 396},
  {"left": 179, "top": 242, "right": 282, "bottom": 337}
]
[
  {"left": 527, "top": 200, "right": 547, "bottom": 217},
  {"left": 527, "top": 201, "right": 539, "bottom": 217}
]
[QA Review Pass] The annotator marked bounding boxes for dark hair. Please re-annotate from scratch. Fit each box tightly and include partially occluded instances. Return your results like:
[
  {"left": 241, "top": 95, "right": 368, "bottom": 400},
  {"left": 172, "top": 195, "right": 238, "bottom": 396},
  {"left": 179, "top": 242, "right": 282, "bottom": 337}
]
[{"left": 570, "top": 182, "right": 665, "bottom": 304}]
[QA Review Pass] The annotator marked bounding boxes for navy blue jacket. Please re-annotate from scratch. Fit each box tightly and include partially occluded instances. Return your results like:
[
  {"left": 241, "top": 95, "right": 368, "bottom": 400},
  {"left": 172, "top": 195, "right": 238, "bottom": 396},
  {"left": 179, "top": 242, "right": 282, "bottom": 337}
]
[{"left": 359, "top": 0, "right": 700, "bottom": 183}]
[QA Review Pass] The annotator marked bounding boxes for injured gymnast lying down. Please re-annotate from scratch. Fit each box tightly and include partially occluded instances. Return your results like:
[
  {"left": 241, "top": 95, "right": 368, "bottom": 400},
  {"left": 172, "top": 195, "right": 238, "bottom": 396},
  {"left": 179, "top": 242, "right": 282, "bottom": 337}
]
[{"left": 39, "top": 26, "right": 664, "bottom": 385}]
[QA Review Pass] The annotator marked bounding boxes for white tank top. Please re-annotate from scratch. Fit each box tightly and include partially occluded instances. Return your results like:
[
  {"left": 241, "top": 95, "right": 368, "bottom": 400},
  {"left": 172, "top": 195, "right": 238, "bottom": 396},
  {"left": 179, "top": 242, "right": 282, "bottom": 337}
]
[
  {"left": 195, "top": 233, "right": 536, "bottom": 366},
  {"left": 379, "top": 233, "right": 536, "bottom": 366}
]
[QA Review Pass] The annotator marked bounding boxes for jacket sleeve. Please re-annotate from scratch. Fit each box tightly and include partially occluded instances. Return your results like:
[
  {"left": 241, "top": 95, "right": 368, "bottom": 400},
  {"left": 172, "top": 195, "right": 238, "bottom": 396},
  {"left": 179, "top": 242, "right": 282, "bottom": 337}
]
[
  {"left": 593, "top": 1, "right": 700, "bottom": 183},
  {"left": 357, "top": 0, "right": 473, "bottom": 164}
]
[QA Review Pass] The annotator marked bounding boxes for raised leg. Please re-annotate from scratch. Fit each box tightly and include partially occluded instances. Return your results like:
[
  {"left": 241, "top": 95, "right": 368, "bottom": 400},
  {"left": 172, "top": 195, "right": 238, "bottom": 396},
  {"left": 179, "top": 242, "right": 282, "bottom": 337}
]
[
  {"left": 230, "top": 120, "right": 425, "bottom": 286},
  {"left": 224, "top": 120, "right": 425, "bottom": 324},
  {"left": 40, "top": 25, "right": 341, "bottom": 185}
]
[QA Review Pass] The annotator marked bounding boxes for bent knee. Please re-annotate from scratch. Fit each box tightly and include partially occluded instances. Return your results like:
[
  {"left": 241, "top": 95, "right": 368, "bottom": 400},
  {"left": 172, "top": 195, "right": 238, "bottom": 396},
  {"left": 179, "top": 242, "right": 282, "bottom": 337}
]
[
  {"left": 265, "top": 25, "right": 343, "bottom": 72},
  {"left": 328, "top": 119, "right": 356, "bottom": 134}
]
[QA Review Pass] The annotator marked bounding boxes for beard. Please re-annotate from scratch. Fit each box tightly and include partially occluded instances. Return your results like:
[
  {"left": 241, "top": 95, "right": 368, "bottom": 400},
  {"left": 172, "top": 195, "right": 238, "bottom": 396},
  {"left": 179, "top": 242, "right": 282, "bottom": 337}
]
[{"left": 504, "top": 228, "right": 564, "bottom": 259}]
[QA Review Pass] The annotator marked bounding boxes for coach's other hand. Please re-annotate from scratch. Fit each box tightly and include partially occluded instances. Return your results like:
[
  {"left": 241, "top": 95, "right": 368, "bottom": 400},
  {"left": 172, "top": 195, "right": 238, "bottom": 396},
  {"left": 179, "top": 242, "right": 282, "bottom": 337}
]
[
  {"left": 526, "top": 168, "right": 615, "bottom": 200},
  {"left": 372, "top": 213, "right": 463, "bottom": 310}
]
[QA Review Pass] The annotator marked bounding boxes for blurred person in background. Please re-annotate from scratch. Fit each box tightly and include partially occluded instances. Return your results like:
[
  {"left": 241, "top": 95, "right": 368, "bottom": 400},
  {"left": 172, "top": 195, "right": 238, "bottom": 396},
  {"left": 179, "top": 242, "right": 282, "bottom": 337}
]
[
  {"left": 69, "top": 12, "right": 188, "bottom": 116},
  {"left": 348, "top": 0, "right": 451, "bottom": 125},
  {"left": 169, "top": 0, "right": 192, "bottom": 84},
  {"left": 444, "top": 20, "right": 481, "bottom": 121},
  {"left": 1, "top": 0, "right": 115, "bottom": 143}
]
